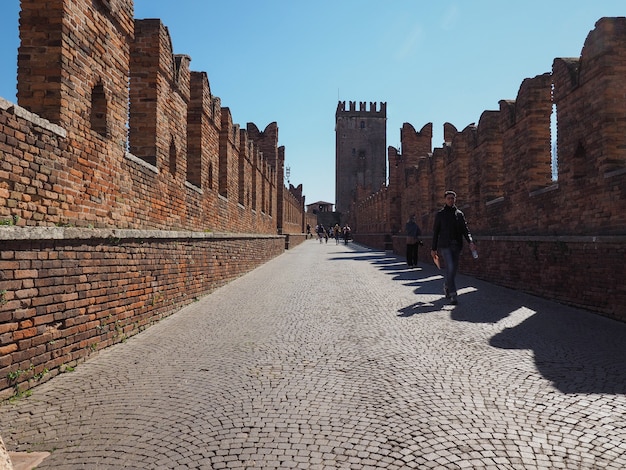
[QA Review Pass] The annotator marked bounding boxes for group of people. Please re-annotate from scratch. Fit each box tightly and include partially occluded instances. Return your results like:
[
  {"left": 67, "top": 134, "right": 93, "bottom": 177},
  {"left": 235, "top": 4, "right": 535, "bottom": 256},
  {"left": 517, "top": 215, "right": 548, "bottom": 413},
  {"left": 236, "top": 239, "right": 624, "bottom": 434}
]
[
  {"left": 314, "top": 223, "right": 351, "bottom": 244},
  {"left": 406, "top": 190, "right": 476, "bottom": 306},
  {"left": 306, "top": 190, "right": 475, "bottom": 305}
]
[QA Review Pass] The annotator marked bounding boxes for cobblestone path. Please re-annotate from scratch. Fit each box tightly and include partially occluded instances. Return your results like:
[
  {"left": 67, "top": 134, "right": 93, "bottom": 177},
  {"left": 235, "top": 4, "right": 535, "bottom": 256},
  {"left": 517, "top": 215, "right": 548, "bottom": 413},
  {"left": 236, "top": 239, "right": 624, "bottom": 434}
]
[{"left": 2, "top": 240, "right": 625, "bottom": 469}]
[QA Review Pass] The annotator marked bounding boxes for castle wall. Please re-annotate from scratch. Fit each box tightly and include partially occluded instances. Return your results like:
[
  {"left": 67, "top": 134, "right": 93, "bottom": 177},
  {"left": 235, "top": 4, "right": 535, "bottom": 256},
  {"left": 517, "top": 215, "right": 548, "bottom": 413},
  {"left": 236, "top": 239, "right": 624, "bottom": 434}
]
[
  {"left": 0, "top": 0, "right": 308, "bottom": 396},
  {"left": 352, "top": 17, "right": 626, "bottom": 321},
  {"left": 247, "top": 123, "right": 281, "bottom": 232},
  {"left": 0, "top": 228, "right": 284, "bottom": 400},
  {"left": 283, "top": 183, "right": 306, "bottom": 236}
]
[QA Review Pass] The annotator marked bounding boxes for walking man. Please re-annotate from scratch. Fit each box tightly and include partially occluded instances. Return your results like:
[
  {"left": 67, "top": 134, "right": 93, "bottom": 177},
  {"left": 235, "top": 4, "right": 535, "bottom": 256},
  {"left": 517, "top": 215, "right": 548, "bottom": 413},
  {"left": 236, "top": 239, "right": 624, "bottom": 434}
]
[{"left": 431, "top": 190, "right": 476, "bottom": 305}]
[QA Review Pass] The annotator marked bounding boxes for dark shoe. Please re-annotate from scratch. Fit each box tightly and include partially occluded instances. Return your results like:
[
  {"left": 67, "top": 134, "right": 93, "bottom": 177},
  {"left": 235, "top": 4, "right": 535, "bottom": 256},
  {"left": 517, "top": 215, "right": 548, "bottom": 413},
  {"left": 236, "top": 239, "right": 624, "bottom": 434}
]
[{"left": 449, "top": 295, "right": 458, "bottom": 305}]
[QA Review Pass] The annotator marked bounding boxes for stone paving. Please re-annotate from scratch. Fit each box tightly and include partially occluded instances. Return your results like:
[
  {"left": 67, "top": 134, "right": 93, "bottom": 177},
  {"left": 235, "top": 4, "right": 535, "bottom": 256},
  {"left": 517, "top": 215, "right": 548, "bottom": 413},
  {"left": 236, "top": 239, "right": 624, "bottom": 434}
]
[{"left": 1, "top": 240, "right": 626, "bottom": 469}]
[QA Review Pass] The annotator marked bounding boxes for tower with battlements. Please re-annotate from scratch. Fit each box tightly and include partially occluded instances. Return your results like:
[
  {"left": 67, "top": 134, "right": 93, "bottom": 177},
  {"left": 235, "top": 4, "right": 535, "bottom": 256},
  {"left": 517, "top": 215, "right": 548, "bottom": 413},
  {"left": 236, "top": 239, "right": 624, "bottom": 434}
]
[{"left": 335, "top": 101, "right": 387, "bottom": 214}]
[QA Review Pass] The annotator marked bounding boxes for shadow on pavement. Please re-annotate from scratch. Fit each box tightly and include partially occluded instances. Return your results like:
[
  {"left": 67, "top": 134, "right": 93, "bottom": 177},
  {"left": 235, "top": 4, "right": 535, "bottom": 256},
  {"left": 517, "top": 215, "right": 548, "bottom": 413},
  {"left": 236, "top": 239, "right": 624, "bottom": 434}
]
[
  {"left": 339, "top": 245, "right": 626, "bottom": 395},
  {"left": 489, "top": 308, "right": 626, "bottom": 394}
]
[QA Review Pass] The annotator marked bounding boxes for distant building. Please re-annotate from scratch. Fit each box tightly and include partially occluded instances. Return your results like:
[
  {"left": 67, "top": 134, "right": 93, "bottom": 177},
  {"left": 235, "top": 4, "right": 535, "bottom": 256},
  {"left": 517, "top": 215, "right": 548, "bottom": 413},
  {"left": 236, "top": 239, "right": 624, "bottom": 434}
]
[
  {"left": 306, "top": 201, "right": 334, "bottom": 214},
  {"left": 335, "top": 101, "right": 387, "bottom": 214}
]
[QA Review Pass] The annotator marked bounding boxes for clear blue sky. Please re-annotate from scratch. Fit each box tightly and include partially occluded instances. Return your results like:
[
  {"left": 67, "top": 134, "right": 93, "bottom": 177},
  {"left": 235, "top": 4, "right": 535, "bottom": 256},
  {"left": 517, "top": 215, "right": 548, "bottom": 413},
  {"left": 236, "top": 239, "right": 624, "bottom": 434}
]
[{"left": 1, "top": 1, "right": 624, "bottom": 206}]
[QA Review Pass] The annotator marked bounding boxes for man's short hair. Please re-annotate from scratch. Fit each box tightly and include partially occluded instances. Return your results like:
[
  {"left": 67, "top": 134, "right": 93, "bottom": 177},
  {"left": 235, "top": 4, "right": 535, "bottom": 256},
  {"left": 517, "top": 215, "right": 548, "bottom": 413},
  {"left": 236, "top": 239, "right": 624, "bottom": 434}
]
[{"left": 444, "top": 190, "right": 457, "bottom": 198}]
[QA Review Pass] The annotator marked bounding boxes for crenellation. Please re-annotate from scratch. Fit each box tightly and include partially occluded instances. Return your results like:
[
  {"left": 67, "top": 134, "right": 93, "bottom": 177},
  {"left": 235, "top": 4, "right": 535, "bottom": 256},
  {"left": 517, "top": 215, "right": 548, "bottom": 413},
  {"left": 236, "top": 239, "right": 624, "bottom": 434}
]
[
  {"left": 474, "top": 110, "right": 504, "bottom": 210},
  {"left": 348, "top": 17, "right": 625, "bottom": 319},
  {"left": 173, "top": 54, "right": 192, "bottom": 99}
]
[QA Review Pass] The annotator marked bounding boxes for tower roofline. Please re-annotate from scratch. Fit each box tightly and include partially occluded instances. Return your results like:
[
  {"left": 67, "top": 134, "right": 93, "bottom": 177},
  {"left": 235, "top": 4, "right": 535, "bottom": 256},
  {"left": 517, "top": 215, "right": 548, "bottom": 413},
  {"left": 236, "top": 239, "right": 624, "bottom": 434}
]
[{"left": 336, "top": 100, "right": 387, "bottom": 117}]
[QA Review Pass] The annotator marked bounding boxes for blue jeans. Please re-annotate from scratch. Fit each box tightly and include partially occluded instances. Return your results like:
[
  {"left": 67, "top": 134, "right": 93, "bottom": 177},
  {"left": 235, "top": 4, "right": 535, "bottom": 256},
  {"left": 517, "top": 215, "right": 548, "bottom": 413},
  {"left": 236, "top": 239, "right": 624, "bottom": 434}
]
[{"left": 440, "top": 245, "right": 461, "bottom": 296}]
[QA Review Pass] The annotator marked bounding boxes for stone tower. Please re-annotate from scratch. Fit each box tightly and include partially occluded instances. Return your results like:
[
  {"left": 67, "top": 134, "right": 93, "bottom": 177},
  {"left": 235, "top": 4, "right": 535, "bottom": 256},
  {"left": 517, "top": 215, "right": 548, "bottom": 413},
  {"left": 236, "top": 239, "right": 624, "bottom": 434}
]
[{"left": 335, "top": 101, "right": 387, "bottom": 214}]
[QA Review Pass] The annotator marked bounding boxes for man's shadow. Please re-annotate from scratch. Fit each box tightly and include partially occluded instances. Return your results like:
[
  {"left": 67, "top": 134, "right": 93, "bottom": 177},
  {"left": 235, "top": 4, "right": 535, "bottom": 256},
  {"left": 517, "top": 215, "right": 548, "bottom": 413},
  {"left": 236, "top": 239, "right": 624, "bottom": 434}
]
[
  {"left": 394, "top": 263, "right": 626, "bottom": 394},
  {"left": 336, "top": 245, "right": 626, "bottom": 394},
  {"left": 489, "top": 305, "right": 626, "bottom": 394}
]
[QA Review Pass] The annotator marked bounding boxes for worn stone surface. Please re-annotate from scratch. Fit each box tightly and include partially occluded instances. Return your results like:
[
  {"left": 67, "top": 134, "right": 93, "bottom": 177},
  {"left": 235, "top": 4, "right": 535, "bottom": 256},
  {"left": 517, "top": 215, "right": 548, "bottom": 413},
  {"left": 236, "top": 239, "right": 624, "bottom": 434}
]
[
  {"left": 7, "top": 451, "right": 49, "bottom": 470},
  {"left": 0, "top": 436, "right": 12, "bottom": 470},
  {"left": 1, "top": 241, "right": 625, "bottom": 469}
]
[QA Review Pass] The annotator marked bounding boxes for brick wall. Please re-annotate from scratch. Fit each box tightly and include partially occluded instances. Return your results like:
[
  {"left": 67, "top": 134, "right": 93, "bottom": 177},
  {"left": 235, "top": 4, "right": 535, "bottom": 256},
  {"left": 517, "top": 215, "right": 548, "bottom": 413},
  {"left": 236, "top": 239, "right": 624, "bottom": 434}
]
[
  {"left": 283, "top": 184, "right": 306, "bottom": 235},
  {"left": 352, "top": 17, "right": 626, "bottom": 321},
  {"left": 0, "top": 0, "right": 309, "bottom": 397},
  {"left": 7, "top": 0, "right": 305, "bottom": 235},
  {"left": 0, "top": 228, "right": 285, "bottom": 399}
]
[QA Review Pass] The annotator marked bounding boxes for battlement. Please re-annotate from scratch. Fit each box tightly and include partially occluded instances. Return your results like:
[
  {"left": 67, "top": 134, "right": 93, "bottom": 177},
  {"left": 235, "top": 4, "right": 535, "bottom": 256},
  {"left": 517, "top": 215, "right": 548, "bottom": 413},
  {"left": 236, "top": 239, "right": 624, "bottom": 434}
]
[
  {"left": 1, "top": 0, "right": 306, "bottom": 236},
  {"left": 0, "top": 0, "right": 312, "bottom": 399},
  {"left": 350, "top": 16, "right": 626, "bottom": 320},
  {"left": 381, "top": 16, "right": 626, "bottom": 237},
  {"left": 336, "top": 100, "right": 387, "bottom": 117}
]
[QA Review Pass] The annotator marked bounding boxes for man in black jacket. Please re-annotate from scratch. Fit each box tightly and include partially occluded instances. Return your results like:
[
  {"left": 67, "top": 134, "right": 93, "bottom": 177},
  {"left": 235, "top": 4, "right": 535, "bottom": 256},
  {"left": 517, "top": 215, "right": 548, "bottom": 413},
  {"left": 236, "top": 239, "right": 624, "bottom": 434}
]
[{"left": 431, "top": 190, "right": 476, "bottom": 305}]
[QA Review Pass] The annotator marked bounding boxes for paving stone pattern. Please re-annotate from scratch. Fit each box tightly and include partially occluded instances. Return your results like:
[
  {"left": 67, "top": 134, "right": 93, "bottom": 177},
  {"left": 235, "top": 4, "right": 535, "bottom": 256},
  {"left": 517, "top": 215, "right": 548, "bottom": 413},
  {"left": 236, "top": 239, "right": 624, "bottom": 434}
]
[{"left": 1, "top": 241, "right": 625, "bottom": 469}]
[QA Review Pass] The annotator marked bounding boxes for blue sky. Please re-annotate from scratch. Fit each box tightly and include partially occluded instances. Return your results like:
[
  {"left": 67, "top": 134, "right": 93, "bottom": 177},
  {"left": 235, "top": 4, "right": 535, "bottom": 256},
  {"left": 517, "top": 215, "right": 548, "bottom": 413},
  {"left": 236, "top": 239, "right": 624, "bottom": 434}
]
[{"left": 1, "top": 1, "right": 624, "bottom": 206}]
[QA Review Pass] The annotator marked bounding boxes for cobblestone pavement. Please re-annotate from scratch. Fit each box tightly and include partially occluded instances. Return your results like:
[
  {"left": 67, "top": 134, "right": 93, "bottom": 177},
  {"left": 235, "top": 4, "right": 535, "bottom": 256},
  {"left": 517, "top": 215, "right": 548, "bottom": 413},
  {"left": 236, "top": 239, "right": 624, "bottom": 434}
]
[{"left": 2, "top": 240, "right": 626, "bottom": 469}]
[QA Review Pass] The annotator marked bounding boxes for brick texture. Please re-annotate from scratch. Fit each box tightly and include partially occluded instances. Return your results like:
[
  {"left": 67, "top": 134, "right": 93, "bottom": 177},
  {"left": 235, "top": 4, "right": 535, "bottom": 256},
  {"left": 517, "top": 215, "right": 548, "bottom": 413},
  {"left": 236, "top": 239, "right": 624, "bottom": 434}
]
[{"left": 0, "top": 231, "right": 285, "bottom": 398}]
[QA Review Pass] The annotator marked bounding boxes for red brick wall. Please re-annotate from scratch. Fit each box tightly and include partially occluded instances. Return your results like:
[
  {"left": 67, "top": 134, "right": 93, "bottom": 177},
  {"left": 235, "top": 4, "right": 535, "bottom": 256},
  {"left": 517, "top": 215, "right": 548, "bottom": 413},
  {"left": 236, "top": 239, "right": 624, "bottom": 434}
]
[
  {"left": 18, "top": 0, "right": 134, "bottom": 141},
  {"left": 352, "top": 17, "right": 626, "bottom": 321},
  {"left": 0, "top": 229, "right": 284, "bottom": 399},
  {"left": 0, "top": 0, "right": 308, "bottom": 397},
  {"left": 458, "top": 237, "right": 626, "bottom": 316},
  {"left": 283, "top": 184, "right": 305, "bottom": 236},
  {"left": 8, "top": 0, "right": 302, "bottom": 236}
]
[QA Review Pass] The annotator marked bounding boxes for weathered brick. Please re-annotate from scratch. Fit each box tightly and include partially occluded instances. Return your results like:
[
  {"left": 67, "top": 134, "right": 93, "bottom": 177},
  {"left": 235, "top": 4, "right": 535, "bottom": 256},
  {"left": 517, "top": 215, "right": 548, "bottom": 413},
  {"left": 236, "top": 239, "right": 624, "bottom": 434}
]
[
  {"left": 0, "top": 344, "right": 18, "bottom": 356},
  {"left": 0, "top": 322, "right": 18, "bottom": 335}
]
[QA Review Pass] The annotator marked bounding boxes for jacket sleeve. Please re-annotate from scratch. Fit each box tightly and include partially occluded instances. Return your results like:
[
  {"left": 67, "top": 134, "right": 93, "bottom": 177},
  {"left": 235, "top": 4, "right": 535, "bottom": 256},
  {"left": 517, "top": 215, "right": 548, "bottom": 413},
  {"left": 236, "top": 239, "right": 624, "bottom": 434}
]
[{"left": 459, "top": 212, "right": 473, "bottom": 244}]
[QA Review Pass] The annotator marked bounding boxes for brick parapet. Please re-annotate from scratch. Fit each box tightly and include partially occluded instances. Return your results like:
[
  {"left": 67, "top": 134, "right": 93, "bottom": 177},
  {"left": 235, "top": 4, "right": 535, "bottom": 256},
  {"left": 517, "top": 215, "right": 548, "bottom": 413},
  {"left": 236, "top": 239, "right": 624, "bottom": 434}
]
[
  {"left": 1, "top": 0, "right": 307, "bottom": 398},
  {"left": 0, "top": 228, "right": 285, "bottom": 398},
  {"left": 385, "top": 233, "right": 626, "bottom": 320},
  {"left": 5, "top": 0, "right": 300, "bottom": 237}
]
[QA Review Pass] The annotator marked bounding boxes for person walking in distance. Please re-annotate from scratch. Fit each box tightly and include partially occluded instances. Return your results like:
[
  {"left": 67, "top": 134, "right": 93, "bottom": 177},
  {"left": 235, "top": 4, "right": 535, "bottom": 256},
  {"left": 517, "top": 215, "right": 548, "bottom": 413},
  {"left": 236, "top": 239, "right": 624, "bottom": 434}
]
[
  {"left": 431, "top": 190, "right": 477, "bottom": 305},
  {"left": 316, "top": 224, "right": 325, "bottom": 243},
  {"left": 343, "top": 225, "right": 351, "bottom": 244},
  {"left": 405, "top": 214, "right": 421, "bottom": 268}
]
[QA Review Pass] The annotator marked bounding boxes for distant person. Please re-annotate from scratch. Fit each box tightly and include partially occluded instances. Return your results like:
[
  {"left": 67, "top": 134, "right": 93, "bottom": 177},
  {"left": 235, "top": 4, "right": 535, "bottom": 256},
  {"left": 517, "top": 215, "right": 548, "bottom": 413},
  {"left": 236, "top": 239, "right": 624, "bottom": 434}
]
[
  {"left": 306, "top": 223, "right": 311, "bottom": 239},
  {"left": 431, "top": 190, "right": 476, "bottom": 305},
  {"left": 316, "top": 224, "right": 325, "bottom": 243},
  {"left": 333, "top": 224, "right": 341, "bottom": 244},
  {"left": 405, "top": 214, "right": 421, "bottom": 268},
  {"left": 343, "top": 225, "right": 351, "bottom": 244}
]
